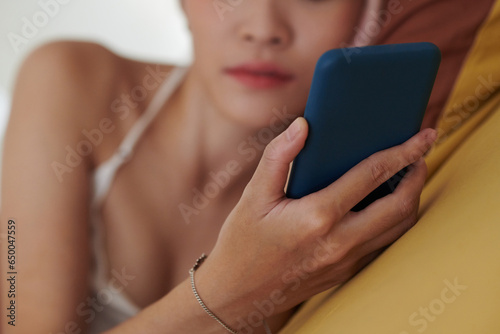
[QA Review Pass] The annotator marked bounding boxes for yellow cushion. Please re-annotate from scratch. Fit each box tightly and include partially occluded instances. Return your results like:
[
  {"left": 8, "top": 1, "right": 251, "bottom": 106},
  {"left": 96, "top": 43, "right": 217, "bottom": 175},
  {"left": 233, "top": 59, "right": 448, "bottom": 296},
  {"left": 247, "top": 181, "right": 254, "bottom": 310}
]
[{"left": 279, "top": 1, "right": 500, "bottom": 333}]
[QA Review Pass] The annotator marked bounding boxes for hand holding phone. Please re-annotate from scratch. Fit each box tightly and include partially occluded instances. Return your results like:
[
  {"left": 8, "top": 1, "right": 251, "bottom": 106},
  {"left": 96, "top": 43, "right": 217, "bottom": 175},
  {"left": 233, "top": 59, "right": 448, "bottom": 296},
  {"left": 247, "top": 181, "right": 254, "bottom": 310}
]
[{"left": 286, "top": 42, "right": 441, "bottom": 211}]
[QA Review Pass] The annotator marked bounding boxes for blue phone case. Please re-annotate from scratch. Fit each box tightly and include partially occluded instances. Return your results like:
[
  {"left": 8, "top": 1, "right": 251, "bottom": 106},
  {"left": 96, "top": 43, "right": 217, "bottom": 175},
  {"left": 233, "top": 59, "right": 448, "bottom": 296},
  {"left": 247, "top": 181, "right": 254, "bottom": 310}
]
[{"left": 286, "top": 42, "right": 441, "bottom": 211}]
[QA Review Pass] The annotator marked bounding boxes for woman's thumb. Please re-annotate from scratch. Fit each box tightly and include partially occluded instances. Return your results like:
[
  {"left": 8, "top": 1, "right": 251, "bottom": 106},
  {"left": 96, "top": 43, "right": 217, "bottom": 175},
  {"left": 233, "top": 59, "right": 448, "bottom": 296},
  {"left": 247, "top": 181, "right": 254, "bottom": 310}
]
[{"left": 246, "top": 117, "right": 308, "bottom": 204}]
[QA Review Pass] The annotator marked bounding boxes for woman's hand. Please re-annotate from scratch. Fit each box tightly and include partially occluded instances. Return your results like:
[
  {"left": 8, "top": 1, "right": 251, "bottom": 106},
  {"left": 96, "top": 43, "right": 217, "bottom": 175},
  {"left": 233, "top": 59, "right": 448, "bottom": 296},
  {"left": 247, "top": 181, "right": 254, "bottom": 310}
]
[{"left": 195, "top": 117, "right": 437, "bottom": 332}]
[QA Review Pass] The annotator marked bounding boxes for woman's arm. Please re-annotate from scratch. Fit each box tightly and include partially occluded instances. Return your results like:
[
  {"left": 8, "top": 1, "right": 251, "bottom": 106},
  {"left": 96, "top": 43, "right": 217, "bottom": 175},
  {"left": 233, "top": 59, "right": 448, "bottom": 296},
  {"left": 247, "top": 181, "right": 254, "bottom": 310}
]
[{"left": 0, "top": 43, "right": 95, "bottom": 333}]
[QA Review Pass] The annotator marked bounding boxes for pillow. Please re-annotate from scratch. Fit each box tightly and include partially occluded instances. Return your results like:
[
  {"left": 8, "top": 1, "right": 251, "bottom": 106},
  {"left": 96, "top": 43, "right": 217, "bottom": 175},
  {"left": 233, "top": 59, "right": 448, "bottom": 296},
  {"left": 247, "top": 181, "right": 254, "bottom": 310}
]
[{"left": 373, "top": 0, "right": 495, "bottom": 129}]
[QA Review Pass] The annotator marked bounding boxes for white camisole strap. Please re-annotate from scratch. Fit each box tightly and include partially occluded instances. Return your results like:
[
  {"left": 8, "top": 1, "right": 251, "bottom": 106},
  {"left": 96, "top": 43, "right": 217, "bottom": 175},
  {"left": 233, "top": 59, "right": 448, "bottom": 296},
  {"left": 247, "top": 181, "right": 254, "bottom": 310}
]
[
  {"left": 91, "top": 65, "right": 189, "bottom": 207},
  {"left": 89, "top": 65, "right": 189, "bottom": 311}
]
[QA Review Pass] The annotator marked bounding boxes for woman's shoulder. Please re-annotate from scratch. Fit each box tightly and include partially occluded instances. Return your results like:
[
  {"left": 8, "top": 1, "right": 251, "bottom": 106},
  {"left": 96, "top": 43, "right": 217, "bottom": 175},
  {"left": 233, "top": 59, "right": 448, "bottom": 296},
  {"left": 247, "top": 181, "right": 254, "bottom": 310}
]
[
  {"left": 16, "top": 41, "right": 122, "bottom": 125},
  {"left": 22, "top": 40, "right": 125, "bottom": 90},
  {"left": 20, "top": 40, "right": 175, "bottom": 112},
  {"left": 14, "top": 40, "right": 175, "bottom": 164}
]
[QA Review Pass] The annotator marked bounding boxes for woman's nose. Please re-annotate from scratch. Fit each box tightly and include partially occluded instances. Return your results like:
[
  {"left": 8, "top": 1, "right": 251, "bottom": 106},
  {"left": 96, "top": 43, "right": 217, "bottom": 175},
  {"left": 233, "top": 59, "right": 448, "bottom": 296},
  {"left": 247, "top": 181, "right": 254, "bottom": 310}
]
[{"left": 237, "top": 2, "right": 291, "bottom": 49}]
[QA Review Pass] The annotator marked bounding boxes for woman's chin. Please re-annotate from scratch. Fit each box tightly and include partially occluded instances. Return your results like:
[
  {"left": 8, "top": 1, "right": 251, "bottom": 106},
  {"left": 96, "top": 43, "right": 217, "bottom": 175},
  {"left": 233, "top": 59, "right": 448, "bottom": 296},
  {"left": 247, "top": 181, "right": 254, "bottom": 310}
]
[{"left": 218, "top": 97, "right": 304, "bottom": 132}]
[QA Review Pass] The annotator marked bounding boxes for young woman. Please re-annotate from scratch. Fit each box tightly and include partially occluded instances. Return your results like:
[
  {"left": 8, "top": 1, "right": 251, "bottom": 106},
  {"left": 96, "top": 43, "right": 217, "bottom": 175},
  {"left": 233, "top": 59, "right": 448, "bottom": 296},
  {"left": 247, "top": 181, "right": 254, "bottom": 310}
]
[{"left": 1, "top": 0, "right": 437, "bottom": 333}]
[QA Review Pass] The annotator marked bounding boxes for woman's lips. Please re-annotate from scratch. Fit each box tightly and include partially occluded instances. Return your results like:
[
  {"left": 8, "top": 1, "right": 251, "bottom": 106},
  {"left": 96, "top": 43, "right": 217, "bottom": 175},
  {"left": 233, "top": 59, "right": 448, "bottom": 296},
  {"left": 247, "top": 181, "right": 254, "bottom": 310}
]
[{"left": 224, "top": 63, "right": 295, "bottom": 89}]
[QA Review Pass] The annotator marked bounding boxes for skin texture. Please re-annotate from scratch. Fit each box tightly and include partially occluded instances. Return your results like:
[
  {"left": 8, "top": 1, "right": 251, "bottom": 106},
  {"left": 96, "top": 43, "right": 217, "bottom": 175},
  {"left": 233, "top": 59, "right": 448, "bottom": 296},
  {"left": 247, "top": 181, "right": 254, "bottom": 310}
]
[
  {"left": 0, "top": 1, "right": 437, "bottom": 333},
  {"left": 181, "top": 0, "right": 365, "bottom": 129}
]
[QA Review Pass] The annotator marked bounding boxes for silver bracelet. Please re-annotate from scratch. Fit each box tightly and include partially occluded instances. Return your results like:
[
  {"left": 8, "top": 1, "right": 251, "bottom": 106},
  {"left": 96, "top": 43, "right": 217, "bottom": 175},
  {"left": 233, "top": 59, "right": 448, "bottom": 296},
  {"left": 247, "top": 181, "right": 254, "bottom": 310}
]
[
  {"left": 189, "top": 253, "right": 238, "bottom": 333},
  {"left": 189, "top": 254, "right": 273, "bottom": 334}
]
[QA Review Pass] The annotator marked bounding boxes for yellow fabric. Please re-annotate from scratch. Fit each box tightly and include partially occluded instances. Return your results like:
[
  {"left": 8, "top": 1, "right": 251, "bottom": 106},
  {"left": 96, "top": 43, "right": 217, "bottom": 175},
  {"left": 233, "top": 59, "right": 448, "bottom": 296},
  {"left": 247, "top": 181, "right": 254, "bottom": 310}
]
[
  {"left": 427, "top": 0, "right": 500, "bottom": 178},
  {"left": 279, "top": 1, "right": 500, "bottom": 333}
]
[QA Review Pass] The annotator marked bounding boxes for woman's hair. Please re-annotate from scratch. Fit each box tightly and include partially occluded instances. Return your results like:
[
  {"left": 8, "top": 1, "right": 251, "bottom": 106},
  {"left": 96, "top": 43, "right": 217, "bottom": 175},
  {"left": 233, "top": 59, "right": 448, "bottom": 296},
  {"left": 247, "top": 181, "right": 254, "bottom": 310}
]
[{"left": 352, "top": 0, "right": 386, "bottom": 46}]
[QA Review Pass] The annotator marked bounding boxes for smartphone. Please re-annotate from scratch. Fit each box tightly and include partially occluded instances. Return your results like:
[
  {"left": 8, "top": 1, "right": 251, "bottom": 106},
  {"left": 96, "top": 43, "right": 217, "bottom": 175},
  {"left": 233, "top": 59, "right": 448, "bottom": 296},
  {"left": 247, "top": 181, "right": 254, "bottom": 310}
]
[{"left": 285, "top": 42, "right": 441, "bottom": 211}]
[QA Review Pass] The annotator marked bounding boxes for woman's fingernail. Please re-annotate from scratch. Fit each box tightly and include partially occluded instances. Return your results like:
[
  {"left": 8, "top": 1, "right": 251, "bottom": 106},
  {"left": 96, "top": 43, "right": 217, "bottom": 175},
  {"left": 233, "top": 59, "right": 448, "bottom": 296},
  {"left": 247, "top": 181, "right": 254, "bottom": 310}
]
[{"left": 286, "top": 118, "right": 301, "bottom": 142}]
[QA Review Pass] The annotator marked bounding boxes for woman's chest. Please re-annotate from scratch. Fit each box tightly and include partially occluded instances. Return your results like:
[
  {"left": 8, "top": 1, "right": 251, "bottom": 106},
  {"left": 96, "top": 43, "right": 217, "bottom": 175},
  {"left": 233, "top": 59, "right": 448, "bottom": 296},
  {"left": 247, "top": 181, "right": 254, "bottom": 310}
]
[{"left": 97, "top": 152, "right": 244, "bottom": 309}]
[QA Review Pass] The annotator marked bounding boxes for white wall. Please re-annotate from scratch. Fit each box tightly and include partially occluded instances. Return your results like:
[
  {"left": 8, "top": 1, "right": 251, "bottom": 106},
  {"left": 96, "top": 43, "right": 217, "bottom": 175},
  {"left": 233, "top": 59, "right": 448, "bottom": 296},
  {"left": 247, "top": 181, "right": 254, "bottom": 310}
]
[{"left": 0, "top": 0, "right": 193, "bottom": 139}]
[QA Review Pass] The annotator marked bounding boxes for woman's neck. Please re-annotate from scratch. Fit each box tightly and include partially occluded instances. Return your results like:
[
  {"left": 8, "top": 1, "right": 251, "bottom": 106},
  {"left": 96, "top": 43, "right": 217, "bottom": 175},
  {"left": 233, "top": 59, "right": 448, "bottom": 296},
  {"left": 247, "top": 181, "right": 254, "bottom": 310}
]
[{"left": 168, "top": 66, "right": 269, "bottom": 184}]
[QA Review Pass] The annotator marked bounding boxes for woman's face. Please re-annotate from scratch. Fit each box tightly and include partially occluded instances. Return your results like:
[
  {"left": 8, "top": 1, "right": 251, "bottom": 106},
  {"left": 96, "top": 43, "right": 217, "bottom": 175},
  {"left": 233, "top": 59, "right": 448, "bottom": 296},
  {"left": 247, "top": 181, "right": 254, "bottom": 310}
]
[{"left": 183, "top": 0, "right": 364, "bottom": 129}]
